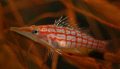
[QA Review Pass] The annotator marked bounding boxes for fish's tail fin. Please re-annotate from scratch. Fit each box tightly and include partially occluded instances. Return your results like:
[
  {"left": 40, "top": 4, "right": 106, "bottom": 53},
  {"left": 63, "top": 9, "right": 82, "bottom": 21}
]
[{"left": 105, "top": 38, "right": 120, "bottom": 54}]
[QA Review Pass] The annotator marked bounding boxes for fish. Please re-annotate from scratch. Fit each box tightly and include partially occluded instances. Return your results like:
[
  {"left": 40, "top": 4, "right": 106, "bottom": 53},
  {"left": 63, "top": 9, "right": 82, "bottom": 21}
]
[
  {"left": 10, "top": 16, "right": 109, "bottom": 51},
  {"left": 10, "top": 16, "right": 120, "bottom": 64}
]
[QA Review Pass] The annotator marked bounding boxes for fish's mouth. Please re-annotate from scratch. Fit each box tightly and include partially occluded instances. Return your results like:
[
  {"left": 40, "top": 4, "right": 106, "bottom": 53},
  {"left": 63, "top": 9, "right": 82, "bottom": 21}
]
[
  {"left": 10, "top": 27, "right": 32, "bottom": 36},
  {"left": 10, "top": 27, "right": 32, "bottom": 32},
  {"left": 10, "top": 27, "right": 23, "bottom": 35},
  {"left": 10, "top": 27, "right": 20, "bottom": 32}
]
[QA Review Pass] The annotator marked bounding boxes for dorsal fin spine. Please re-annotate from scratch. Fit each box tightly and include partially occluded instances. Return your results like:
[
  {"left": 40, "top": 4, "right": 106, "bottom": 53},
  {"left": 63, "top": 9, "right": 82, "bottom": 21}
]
[{"left": 54, "top": 16, "right": 75, "bottom": 30}]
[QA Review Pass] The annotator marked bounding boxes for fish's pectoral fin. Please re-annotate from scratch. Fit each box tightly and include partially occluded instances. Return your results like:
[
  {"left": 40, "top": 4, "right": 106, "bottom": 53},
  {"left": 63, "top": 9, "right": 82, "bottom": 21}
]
[{"left": 51, "top": 38, "right": 60, "bottom": 48}]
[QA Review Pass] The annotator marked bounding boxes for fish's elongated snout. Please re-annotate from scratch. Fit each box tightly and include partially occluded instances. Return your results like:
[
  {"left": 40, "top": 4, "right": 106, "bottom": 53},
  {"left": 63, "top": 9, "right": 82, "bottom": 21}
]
[
  {"left": 10, "top": 27, "right": 34, "bottom": 38},
  {"left": 10, "top": 27, "right": 32, "bottom": 32},
  {"left": 10, "top": 27, "right": 40, "bottom": 43},
  {"left": 10, "top": 27, "right": 19, "bottom": 31},
  {"left": 10, "top": 27, "right": 23, "bottom": 34}
]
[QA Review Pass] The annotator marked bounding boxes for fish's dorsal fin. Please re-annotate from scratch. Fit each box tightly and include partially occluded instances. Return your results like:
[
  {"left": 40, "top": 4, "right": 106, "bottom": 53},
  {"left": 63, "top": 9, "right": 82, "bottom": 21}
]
[
  {"left": 54, "top": 16, "right": 75, "bottom": 29},
  {"left": 54, "top": 16, "right": 93, "bottom": 36}
]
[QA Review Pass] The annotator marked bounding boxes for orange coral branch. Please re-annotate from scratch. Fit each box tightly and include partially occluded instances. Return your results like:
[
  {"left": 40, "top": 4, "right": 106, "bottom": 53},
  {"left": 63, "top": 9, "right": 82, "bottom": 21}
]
[
  {"left": 7, "top": 41, "right": 50, "bottom": 69},
  {"left": 60, "top": 0, "right": 120, "bottom": 29},
  {"left": 51, "top": 52, "right": 59, "bottom": 69},
  {"left": 0, "top": 3, "right": 5, "bottom": 41},
  {"left": 6, "top": 0, "right": 24, "bottom": 26},
  {"left": 27, "top": 10, "right": 66, "bottom": 25}
]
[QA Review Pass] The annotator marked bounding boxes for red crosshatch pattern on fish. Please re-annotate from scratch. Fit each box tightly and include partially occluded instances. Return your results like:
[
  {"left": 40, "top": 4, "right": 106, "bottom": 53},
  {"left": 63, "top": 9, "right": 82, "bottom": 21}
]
[{"left": 37, "top": 25, "right": 108, "bottom": 51}]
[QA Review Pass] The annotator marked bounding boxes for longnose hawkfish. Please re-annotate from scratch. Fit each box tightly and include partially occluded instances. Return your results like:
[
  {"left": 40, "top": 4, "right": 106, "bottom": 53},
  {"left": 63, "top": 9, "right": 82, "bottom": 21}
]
[{"left": 10, "top": 16, "right": 120, "bottom": 64}]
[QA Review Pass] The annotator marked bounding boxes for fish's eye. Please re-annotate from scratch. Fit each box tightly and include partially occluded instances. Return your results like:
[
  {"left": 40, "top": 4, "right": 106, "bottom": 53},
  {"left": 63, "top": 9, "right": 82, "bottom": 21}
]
[{"left": 32, "top": 30, "right": 38, "bottom": 35}]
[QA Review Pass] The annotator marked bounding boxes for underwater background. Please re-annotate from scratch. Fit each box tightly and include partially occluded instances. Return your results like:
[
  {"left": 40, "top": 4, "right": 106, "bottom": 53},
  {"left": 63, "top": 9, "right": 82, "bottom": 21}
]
[{"left": 0, "top": 0, "right": 120, "bottom": 69}]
